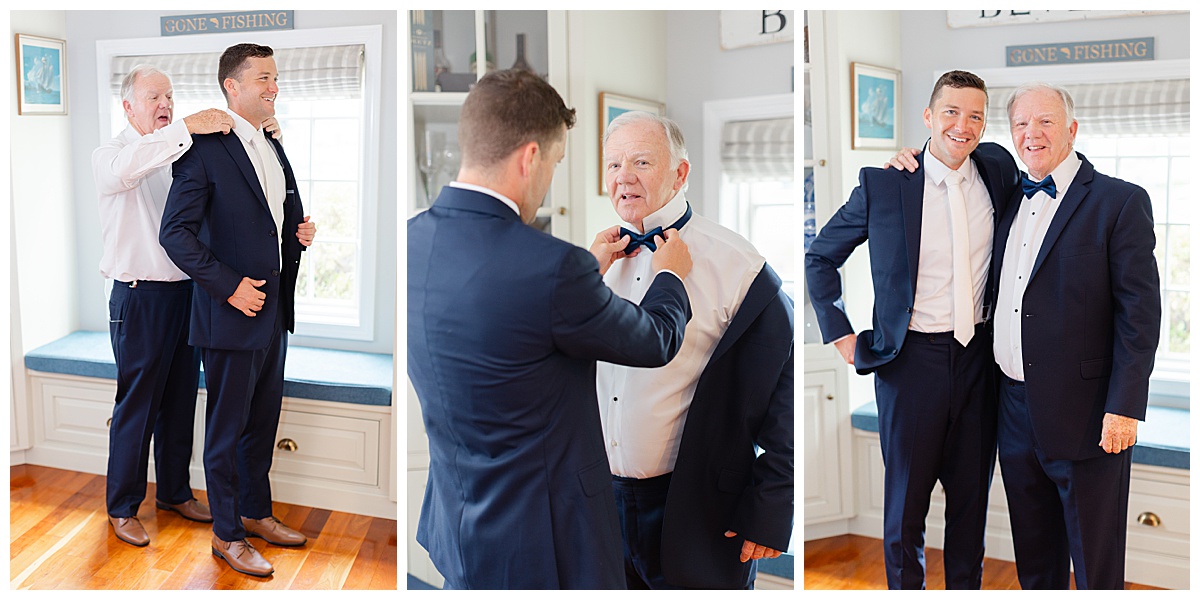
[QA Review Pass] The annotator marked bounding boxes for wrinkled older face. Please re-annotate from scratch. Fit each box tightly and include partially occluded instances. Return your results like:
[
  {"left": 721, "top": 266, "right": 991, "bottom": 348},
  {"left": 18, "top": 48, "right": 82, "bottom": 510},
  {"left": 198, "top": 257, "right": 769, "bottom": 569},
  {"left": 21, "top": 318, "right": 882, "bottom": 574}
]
[
  {"left": 603, "top": 120, "right": 688, "bottom": 230},
  {"left": 923, "top": 85, "right": 987, "bottom": 170},
  {"left": 124, "top": 72, "right": 174, "bottom": 135},
  {"left": 225, "top": 56, "right": 279, "bottom": 125},
  {"left": 1009, "top": 87, "right": 1078, "bottom": 180}
]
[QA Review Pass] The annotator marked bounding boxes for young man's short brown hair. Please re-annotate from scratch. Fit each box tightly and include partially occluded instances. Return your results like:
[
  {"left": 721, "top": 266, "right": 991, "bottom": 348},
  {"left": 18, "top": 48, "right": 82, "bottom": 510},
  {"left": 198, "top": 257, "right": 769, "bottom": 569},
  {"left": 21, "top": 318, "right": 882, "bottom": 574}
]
[
  {"left": 928, "top": 70, "right": 988, "bottom": 108},
  {"left": 458, "top": 69, "right": 577, "bottom": 169},
  {"left": 218, "top": 43, "right": 274, "bottom": 100}
]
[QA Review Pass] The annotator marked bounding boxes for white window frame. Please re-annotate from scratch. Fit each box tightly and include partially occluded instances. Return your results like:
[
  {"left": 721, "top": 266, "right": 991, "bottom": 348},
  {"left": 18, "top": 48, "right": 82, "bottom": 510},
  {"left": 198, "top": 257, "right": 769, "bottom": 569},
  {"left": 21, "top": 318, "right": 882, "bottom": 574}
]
[
  {"left": 701, "top": 92, "right": 796, "bottom": 292},
  {"left": 971, "top": 59, "right": 1190, "bottom": 399},
  {"left": 96, "top": 25, "right": 382, "bottom": 342}
]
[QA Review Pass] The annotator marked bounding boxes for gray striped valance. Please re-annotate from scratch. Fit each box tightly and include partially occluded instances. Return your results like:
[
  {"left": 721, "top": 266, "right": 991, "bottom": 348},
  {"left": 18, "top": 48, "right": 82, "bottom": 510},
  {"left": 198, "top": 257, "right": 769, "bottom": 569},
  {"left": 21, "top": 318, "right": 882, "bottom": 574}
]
[
  {"left": 111, "top": 44, "right": 364, "bottom": 103},
  {"left": 988, "top": 79, "right": 1190, "bottom": 136},
  {"left": 721, "top": 117, "right": 795, "bottom": 181}
]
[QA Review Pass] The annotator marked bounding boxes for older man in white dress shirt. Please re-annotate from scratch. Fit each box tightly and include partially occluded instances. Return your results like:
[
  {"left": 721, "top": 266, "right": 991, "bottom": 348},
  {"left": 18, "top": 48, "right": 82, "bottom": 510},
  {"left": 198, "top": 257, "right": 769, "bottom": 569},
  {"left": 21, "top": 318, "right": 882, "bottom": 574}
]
[
  {"left": 92, "top": 65, "right": 304, "bottom": 547},
  {"left": 590, "top": 112, "right": 794, "bottom": 589}
]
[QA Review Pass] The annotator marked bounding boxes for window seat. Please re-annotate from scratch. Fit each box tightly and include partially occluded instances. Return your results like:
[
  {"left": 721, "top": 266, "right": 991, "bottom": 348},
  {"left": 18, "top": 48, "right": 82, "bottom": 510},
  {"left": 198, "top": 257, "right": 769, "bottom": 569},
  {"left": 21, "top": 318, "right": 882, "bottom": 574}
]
[{"left": 24, "top": 331, "right": 392, "bottom": 407}]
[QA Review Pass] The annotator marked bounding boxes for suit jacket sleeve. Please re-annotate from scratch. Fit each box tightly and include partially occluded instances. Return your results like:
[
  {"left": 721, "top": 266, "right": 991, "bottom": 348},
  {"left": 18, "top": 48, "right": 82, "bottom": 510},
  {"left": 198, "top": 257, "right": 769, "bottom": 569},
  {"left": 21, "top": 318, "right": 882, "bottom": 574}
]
[
  {"left": 551, "top": 247, "right": 692, "bottom": 367},
  {"left": 729, "top": 329, "right": 795, "bottom": 552},
  {"left": 804, "top": 171, "right": 871, "bottom": 343},
  {"left": 1104, "top": 185, "right": 1161, "bottom": 420},
  {"left": 159, "top": 140, "right": 244, "bottom": 303}
]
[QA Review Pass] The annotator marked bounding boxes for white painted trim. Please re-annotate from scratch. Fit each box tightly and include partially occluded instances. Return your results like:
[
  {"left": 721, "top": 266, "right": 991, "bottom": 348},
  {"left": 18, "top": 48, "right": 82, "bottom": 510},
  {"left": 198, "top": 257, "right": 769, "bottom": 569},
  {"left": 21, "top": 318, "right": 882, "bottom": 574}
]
[{"left": 95, "top": 25, "right": 383, "bottom": 344}]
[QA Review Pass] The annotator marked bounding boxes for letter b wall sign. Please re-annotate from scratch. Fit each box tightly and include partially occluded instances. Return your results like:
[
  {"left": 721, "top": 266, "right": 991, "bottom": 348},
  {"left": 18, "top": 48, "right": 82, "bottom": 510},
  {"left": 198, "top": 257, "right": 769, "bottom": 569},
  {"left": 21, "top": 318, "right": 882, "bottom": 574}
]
[{"left": 720, "top": 10, "right": 795, "bottom": 50}]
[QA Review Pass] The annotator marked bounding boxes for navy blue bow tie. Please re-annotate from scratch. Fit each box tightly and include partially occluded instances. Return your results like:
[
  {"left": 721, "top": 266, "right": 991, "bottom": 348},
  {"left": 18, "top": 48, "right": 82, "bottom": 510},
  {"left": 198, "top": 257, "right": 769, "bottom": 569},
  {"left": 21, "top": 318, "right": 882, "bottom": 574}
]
[
  {"left": 1022, "top": 174, "right": 1057, "bottom": 199},
  {"left": 620, "top": 203, "right": 693, "bottom": 254}
]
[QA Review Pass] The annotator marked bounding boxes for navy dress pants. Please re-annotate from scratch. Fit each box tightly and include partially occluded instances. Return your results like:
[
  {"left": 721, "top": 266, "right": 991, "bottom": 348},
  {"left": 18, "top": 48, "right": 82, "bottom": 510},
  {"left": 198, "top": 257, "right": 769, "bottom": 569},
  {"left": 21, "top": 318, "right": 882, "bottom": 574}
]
[
  {"left": 998, "top": 376, "right": 1132, "bottom": 590},
  {"left": 201, "top": 321, "right": 288, "bottom": 542},
  {"left": 107, "top": 279, "right": 201, "bottom": 518},
  {"left": 873, "top": 326, "right": 996, "bottom": 590}
]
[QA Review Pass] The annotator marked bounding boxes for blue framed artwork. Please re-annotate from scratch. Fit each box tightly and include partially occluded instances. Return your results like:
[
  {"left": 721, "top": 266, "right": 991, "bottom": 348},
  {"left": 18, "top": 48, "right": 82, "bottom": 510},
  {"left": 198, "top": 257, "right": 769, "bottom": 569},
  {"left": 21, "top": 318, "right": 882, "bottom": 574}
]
[
  {"left": 851, "top": 62, "right": 899, "bottom": 149},
  {"left": 598, "top": 91, "right": 664, "bottom": 194},
  {"left": 15, "top": 34, "right": 67, "bottom": 115}
]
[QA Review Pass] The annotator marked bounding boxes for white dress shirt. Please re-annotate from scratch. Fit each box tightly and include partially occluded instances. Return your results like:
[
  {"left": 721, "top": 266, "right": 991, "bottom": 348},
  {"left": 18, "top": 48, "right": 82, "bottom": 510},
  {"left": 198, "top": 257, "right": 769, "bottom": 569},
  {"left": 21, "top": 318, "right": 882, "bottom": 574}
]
[
  {"left": 597, "top": 192, "right": 765, "bottom": 478},
  {"left": 226, "top": 108, "right": 286, "bottom": 268},
  {"left": 995, "top": 152, "right": 1083, "bottom": 381},
  {"left": 94, "top": 120, "right": 193, "bottom": 282},
  {"left": 448, "top": 181, "right": 521, "bottom": 216},
  {"left": 911, "top": 151, "right": 994, "bottom": 332}
]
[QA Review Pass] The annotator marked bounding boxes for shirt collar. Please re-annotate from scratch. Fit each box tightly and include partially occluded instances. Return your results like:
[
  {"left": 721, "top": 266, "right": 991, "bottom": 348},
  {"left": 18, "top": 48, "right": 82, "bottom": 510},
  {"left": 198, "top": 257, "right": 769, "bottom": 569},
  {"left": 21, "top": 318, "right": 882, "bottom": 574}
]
[
  {"left": 448, "top": 181, "right": 521, "bottom": 217},
  {"left": 1037, "top": 150, "right": 1083, "bottom": 198},
  {"left": 922, "top": 142, "right": 977, "bottom": 187},
  {"left": 224, "top": 108, "right": 262, "bottom": 145},
  {"left": 628, "top": 191, "right": 688, "bottom": 234}
]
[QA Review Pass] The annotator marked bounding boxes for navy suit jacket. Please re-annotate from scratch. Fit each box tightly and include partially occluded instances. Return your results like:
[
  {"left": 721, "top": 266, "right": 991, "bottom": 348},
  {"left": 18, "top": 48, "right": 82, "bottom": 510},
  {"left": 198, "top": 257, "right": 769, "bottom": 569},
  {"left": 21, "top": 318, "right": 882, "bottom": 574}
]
[
  {"left": 661, "top": 265, "right": 794, "bottom": 589},
  {"left": 805, "top": 143, "right": 1019, "bottom": 373},
  {"left": 160, "top": 132, "right": 305, "bottom": 351},
  {"left": 995, "top": 153, "right": 1160, "bottom": 460},
  {"left": 407, "top": 186, "right": 692, "bottom": 590}
]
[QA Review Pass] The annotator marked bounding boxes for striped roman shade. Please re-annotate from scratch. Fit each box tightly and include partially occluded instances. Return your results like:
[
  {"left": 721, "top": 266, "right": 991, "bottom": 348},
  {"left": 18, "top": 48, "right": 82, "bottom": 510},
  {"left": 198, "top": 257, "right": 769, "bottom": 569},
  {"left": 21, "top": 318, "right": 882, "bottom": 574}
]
[
  {"left": 110, "top": 44, "right": 364, "bottom": 103},
  {"left": 988, "top": 78, "right": 1190, "bottom": 136},
  {"left": 721, "top": 117, "right": 795, "bottom": 181}
]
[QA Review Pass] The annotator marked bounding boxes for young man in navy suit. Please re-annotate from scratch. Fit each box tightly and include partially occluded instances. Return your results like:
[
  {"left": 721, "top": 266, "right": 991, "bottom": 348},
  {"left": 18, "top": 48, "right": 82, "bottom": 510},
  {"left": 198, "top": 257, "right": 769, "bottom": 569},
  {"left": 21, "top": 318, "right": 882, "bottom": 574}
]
[
  {"left": 161, "top": 43, "right": 316, "bottom": 578},
  {"left": 408, "top": 69, "right": 694, "bottom": 590},
  {"left": 806, "top": 71, "right": 1019, "bottom": 589}
]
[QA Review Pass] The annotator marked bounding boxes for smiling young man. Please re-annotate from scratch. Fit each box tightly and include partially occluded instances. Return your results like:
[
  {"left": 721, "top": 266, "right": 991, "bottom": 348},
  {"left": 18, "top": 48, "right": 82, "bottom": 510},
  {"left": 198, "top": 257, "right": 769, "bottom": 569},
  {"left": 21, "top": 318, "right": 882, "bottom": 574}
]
[
  {"left": 805, "top": 70, "right": 1020, "bottom": 589},
  {"left": 160, "top": 43, "right": 316, "bottom": 578}
]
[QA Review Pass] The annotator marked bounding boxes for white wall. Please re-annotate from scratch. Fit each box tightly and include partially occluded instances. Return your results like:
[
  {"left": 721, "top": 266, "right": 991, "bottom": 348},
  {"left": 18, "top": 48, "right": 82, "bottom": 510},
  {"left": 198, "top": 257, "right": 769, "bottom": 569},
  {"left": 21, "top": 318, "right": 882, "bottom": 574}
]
[
  {"left": 898, "top": 10, "right": 1190, "bottom": 149},
  {"left": 665, "top": 11, "right": 794, "bottom": 218},
  {"left": 62, "top": 10, "right": 397, "bottom": 354},
  {"left": 10, "top": 10, "right": 78, "bottom": 355}
]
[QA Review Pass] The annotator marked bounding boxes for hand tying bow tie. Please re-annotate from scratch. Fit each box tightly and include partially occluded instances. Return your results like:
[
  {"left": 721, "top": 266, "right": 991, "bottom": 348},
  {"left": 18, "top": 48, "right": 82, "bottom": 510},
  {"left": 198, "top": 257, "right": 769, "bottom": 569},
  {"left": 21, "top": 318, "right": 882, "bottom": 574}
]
[
  {"left": 619, "top": 203, "right": 694, "bottom": 254},
  {"left": 1021, "top": 174, "right": 1057, "bottom": 199}
]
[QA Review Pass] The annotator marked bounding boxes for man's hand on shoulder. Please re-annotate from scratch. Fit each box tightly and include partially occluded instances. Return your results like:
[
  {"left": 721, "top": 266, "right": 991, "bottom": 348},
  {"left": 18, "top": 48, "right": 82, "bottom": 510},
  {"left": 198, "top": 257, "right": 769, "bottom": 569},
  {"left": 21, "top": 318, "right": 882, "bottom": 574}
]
[
  {"left": 589, "top": 225, "right": 640, "bottom": 276},
  {"left": 228, "top": 277, "right": 267, "bottom": 317},
  {"left": 263, "top": 116, "right": 283, "bottom": 140},
  {"left": 883, "top": 147, "right": 921, "bottom": 172},
  {"left": 183, "top": 109, "right": 234, "bottom": 135},
  {"left": 651, "top": 228, "right": 692, "bottom": 280}
]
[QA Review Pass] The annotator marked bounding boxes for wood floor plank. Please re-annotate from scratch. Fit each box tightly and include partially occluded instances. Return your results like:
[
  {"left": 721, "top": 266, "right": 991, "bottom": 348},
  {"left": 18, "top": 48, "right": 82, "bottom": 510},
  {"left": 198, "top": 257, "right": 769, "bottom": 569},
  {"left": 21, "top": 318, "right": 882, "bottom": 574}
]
[
  {"left": 10, "top": 465, "right": 397, "bottom": 590},
  {"left": 805, "top": 534, "right": 1163, "bottom": 590}
]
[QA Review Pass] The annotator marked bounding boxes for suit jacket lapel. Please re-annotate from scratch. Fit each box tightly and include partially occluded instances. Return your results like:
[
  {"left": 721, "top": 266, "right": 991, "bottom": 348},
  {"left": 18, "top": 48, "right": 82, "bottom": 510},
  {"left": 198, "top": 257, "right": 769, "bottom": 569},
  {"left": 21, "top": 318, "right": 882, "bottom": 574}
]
[
  {"left": 707, "top": 265, "right": 787, "bottom": 365},
  {"left": 901, "top": 153, "right": 926, "bottom": 295},
  {"left": 1029, "top": 153, "right": 1093, "bottom": 282},
  {"left": 219, "top": 132, "right": 270, "bottom": 213}
]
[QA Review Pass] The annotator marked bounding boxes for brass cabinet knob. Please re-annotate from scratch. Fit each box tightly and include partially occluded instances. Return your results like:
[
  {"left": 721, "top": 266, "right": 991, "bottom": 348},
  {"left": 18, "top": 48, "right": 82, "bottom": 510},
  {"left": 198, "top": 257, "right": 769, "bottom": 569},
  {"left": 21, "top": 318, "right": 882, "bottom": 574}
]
[
  {"left": 276, "top": 438, "right": 299, "bottom": 452},
  {"left": 1137, "top": 512, "right": 1162, "bottom": 527},
  {"left": 825, "top": 394, "right": 834, "bottom": 401},
  {"left": 557, "top": 207, "right": 567, "bottom": 216},
  {"left": 106, "top": 418, "right": 112, "bottom": 428},
  {"left": 819, "top": 159, "right": 827, "bottom": 167}
]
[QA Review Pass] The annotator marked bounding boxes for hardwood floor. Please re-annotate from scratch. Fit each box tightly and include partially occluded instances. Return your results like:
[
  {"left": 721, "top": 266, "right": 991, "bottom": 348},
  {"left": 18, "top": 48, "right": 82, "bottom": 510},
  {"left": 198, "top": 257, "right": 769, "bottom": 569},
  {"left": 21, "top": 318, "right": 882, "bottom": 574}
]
[
  {"left": 9, "top": 465, "right": 397, "bottom": 590},
  {"left": 804, "top": 534, "right": 1160, "bottom": 590}
]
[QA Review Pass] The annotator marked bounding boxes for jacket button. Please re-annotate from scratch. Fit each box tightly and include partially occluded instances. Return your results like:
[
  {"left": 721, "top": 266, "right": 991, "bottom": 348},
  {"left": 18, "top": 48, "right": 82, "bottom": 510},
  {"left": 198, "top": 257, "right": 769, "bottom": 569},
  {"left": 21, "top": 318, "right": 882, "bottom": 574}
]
[
  {"left": 906, "top": 307, "right": 913, "bottom": 313},
  {"left": 271, "top": 270, "right": 280, "bottom": 277},
  {"left": 268, "top": 229, "right": 276, "bottom": 237}
]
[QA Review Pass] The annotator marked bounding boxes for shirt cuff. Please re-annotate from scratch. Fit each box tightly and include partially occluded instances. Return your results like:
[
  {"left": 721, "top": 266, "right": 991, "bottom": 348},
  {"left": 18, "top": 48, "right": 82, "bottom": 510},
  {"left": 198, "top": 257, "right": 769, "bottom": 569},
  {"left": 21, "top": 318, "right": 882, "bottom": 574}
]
[{"left": 162, "top": 119, "right": 193, "bottom": 151}]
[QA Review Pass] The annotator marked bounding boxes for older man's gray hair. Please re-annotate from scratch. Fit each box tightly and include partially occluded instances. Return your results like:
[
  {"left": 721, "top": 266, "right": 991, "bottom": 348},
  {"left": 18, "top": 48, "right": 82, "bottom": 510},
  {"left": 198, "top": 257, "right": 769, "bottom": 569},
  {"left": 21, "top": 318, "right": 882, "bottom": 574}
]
[
  {"left": 604, "top": 111, "right": 690, "bottom": 167},
  {"left": 120, "top": 64, "right": 172, "bottom": 105},
  {"left": 1006, "top": 81, "right": 1076, "bottom": 125}
]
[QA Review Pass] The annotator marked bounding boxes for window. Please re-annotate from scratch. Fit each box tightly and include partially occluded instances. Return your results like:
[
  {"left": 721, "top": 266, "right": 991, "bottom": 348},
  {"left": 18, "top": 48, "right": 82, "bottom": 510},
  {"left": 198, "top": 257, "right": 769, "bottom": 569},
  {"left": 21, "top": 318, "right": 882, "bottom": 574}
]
[
  {"left": 702, "top": 99, "right": 796, "bottom": 298},
  {"left": 981, "top": 72, "right": 1190, "bottom": 400},
  {"left": 98, "top": 27, "right": 382, "bottom": 342}
]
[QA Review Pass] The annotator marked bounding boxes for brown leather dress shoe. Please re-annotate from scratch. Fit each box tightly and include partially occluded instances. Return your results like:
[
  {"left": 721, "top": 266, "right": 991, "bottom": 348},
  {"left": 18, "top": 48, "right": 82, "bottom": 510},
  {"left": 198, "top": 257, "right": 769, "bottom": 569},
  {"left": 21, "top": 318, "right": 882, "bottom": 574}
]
[
  {"left": 156, "top": 498, "right": 214, "bottom": 522},
  {"left": 109, "top": 516, "right": 149, "bottom": 546},
  {"left": 211, "top": 536, "right": 274, "bottom": 577},
  {"left": 241, "top": 516, "right": 307, "bottom": 546}
]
